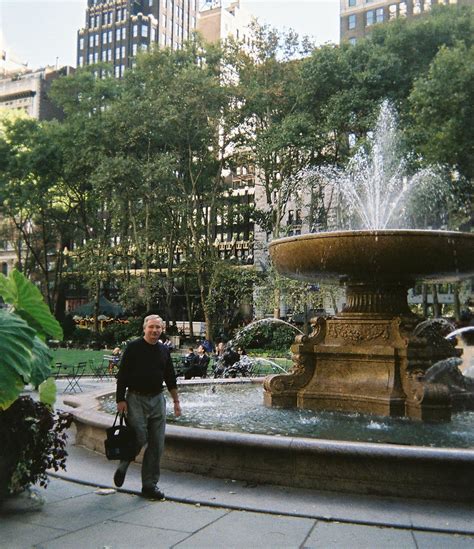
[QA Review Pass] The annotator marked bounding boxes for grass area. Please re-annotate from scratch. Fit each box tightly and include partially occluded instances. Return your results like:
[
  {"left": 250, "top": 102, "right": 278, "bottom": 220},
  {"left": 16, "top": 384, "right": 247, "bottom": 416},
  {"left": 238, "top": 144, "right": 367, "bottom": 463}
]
[{"left": 51, "top": 348, "right": 106, "bottom": 366}]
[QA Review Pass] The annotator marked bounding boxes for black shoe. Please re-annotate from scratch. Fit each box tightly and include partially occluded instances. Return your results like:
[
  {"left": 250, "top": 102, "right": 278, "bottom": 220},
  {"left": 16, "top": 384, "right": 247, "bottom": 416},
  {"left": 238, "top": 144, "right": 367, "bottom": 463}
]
[
  {"left": 141, "top": 486, "right": 165, "bottom": 500},
  {"left": 114, "top": 468, "right": 126, "bottom": 488}
]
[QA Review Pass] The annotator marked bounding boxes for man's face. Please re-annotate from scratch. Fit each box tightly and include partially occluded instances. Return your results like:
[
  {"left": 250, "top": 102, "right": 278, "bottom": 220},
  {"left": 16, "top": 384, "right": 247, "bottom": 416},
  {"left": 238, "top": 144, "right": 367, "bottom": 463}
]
[{"left": 143, "top": 319, "right": 163, "bottom": 344}]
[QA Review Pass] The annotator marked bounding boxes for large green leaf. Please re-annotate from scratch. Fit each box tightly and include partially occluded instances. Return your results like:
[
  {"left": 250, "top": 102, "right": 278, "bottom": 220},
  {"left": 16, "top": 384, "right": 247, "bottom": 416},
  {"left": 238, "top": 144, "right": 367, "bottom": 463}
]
[
  {"left": 0, "top": 274, "right": 16, "bottom": 305},
  {"left": 0, "top": 368, "right": 25, "bottom": 411},
  {"left": 0, "top": 309, "right": 35, "bottom": 381},
  {"left": 9, "top": 270, "right": 63, "bottom": 341},
  {"left": 39, "top": 377, "right": 57, "bottom": 407},
  {"left": 30, "top": 335, "right": 53, "bottom": 388},
  {"left": 0, "top": 309, "right": 36, "bottom": 410}
]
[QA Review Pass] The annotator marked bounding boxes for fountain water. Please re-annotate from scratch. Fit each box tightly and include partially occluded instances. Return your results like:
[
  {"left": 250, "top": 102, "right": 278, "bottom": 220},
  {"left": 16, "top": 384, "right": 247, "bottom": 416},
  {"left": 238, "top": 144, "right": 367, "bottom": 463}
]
[{"left": 265, "top": 102, "right": 474, "bottom": 421}]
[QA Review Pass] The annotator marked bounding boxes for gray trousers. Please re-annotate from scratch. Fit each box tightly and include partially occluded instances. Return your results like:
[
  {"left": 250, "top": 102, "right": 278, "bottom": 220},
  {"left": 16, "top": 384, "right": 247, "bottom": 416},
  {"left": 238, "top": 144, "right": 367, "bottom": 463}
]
[{"left": 122, "top": 392, "right": 166, "bottom": 489}]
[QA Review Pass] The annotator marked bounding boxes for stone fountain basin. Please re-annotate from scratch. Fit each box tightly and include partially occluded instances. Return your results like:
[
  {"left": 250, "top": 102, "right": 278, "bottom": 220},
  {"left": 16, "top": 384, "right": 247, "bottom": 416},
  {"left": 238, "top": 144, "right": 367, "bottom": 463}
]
[
  {"left": 269, "top": 230, "right": 474, "bottom": 284},
  {"left": 64, "top": 382, "right": 474, "bottom": 502}
]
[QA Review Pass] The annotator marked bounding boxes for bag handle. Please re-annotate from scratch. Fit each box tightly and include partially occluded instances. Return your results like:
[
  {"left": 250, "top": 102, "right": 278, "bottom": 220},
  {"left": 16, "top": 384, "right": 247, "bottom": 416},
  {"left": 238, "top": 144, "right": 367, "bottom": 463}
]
[{"left": 112, "top": 411, "right": 128, "bottom": 427}]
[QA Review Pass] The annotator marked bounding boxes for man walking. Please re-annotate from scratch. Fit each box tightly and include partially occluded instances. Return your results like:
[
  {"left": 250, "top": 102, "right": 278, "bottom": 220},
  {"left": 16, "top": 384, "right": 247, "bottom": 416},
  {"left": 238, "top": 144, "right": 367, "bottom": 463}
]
[{"left": 114, "top": 314, "right": 181, "bottom": 500}]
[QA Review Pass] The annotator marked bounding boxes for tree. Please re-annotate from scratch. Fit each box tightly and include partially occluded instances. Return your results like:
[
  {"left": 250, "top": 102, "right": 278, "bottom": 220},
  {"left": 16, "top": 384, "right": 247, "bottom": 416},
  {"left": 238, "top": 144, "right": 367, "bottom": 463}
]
[
  {"left": 409, "top": 43, "right": 474, "bottom": 183},
  {"left": 49, "top": 65, "right": 121, "bottom": 329},
  {"left": 0, "top": 114, "right": 72, "bottom": 315}
]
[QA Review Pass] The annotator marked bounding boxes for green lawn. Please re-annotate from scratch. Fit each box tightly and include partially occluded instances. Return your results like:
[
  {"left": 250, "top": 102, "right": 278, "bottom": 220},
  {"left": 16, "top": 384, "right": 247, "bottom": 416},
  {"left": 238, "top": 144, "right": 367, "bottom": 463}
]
[{"left": 51, "top": 348, "right": 107, "bottom": 366}]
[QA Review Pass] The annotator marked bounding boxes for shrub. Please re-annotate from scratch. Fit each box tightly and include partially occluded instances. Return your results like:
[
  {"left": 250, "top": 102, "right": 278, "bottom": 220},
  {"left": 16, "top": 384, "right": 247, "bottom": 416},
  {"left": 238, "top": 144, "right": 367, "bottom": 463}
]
[
  {"left": 233, "top": 323, "right": 296, "bottom": 352},
  {"left": 1, "top": 397, "right": 72, "bottom": 494}
]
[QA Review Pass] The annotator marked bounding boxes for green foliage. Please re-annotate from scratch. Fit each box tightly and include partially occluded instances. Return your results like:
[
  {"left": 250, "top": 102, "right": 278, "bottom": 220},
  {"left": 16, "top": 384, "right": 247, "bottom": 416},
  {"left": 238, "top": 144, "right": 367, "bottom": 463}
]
[
  {"left": 100, "top": 318, "right": 143, "bottom": 347},
  {"left": 233, "top": 323, "right": 296, "bottom": 352},
  {"left": 0, "top": 396, "right": 71, "bottom": 495},
  {"left": 409, "top": 42, "right": 474, "bottom": 181},
  {"left": 0, "top": 270, "right": 62, "bottom": 410},
  {"left": 205, "top": 264, "right": 262, "bottom": 339}
]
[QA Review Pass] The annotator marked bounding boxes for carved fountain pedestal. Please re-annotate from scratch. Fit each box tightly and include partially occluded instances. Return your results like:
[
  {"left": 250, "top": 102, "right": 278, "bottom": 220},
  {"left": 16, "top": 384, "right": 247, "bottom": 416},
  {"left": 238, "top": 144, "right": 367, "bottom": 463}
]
[{"left": 264, "top": 230, "right": 474, "bottom": 421}]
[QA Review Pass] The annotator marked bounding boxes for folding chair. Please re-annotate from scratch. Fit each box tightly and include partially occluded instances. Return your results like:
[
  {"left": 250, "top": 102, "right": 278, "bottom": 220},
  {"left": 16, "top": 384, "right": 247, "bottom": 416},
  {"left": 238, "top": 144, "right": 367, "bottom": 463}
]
[
  {"left": 90, "top": 359, "right": 105, "bottom": 381},
  {"left": 53, "top": 362, "right": 63, "bottom": 379},
  {"left": 64, "top": 362, "right": 87, "bottom": 393}
]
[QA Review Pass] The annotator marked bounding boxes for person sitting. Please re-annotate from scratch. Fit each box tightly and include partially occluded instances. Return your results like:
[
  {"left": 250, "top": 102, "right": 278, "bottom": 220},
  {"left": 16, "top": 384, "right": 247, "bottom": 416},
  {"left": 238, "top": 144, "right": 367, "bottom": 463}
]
[
  {"left": 195, "top": 344, "right": 210, "bottom": 378},
  {"left": 184, "top": 345, "right": 209, "bottom": 379}
]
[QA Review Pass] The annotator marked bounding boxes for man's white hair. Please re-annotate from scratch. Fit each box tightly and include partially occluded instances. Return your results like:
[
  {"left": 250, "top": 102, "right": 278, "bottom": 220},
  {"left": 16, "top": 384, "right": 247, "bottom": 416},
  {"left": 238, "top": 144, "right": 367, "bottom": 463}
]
[{"left": 143, "top": 314, "right": 164, "bottom": 329}]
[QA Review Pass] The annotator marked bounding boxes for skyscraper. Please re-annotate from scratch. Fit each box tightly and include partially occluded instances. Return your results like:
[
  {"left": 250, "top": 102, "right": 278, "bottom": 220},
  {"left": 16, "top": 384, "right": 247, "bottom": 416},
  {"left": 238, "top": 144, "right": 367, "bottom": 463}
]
[{"left": 77, "top": 0, "right": 199, "bottom": 77}]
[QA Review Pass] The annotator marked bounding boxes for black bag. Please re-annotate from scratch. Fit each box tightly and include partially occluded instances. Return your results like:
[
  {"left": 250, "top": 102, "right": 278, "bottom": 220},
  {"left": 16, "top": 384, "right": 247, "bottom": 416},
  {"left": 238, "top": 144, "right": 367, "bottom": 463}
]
[{"left": 104, "top": 412, "right": 137, "bottom": 461}]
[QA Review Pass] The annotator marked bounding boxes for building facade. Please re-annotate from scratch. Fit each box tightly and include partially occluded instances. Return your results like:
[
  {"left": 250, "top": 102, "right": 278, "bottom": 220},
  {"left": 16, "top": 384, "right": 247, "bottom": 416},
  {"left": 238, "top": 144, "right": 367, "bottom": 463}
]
[
  {"left": 77, "top": 0, "right": 199, "bottom": 77},
  {"left": 0, "top": 66, "right": 73, "bottom": 121},
  {"left": 340, "top": 0, "right": 473, "bottom": 43},
  {"left": 197, "top": 0, "right": 253, "bottom": 45}
]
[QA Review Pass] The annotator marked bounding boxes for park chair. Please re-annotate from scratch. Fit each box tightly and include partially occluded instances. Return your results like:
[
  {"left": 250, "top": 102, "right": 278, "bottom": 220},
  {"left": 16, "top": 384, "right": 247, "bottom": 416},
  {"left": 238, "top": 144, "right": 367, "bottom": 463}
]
[
  {"left": 63, "top": 361, "right": 87, "bottom": 393},
  {"left": 90, "top": 359, "right": 106, "bottom": 381},
  {"left": 53, "top": 362, "right": 63, "bottom": 379}
]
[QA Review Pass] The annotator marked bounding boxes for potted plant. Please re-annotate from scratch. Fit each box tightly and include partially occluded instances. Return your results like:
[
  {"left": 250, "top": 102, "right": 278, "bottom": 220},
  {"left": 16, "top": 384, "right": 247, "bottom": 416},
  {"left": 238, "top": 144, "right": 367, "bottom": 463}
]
[{"left": 0, "top": 269, "right": 71, "bottom": 504}]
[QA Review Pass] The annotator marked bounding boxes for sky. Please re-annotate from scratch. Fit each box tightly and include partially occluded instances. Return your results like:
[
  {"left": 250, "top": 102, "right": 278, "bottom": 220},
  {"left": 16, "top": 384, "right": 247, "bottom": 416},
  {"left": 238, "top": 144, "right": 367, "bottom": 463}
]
[{"left": 0, "top": 0, "right": 340, "bottom": 71}]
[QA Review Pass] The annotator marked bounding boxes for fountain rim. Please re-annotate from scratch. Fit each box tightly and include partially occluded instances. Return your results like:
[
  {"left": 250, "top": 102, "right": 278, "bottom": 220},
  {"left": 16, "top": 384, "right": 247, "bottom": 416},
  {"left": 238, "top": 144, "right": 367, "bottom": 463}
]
[
  {"left": 65, "top": 381, "right": 474, "bottom": 500},
  {"left": 268, "top": 228, "right": 474, "bottom": 248},
  {"left": 64, "top": 382, "right": 474, "bottom": 460}
]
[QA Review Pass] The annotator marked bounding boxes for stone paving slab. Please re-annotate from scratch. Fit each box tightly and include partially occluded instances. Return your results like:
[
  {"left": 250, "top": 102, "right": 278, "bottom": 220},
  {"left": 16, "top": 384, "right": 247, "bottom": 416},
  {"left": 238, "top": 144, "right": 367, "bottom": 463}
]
[
  {"left": 304, "top": 521, "right": 417, "bottom": 548},
  {"left": 3, "top": 477, "right": 474, "bottom": 549},
  {"left": 53, "top": 441, "right": 474, "bottom": 535}
]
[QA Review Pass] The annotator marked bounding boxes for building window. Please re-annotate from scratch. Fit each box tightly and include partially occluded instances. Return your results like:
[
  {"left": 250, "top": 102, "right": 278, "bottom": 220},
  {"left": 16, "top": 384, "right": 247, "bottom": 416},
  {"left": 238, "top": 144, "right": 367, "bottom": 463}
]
[
  {"left": 423, "top": 0, "right": 431, "bottom": 10},
  {"left": 95, "top": 34, "right": 99, "bottom": 46},
  {"left": 79, "top": 55, "right": 84, "bottom": 66},
  {"left": 133, "top": 24, "right": 138, "bottom": 37},
  {"left": 132, "top": 43, "right": 138, "bottom": 55},
  {"left": 413, "top": 0, "right": 422, "bottom": 13},
  {"left": 348, "top": 37, "right": 357, "bottom": 45},
  {"left": 388, "top": 4, "right": 397, "bottom": 19},
  {"left": 108, "top": 30, "right": 113, "bottom": 43},
  {"left": 102, "top": 32, "right": 107, "bottom": 44},
  {"left": 348, "top": 14, "right": 356, "bottom": 29},
  {"left": 375, "top": 7, "right": 384, "bottom": 22},
  {"left": 115, "top": 47, "right": 121, "bottom": 59},
  {"left": 79, "top": 37, "right": 84, "bottom": 50},
  {"left": 366, "top": 10, "right": 375, "bottom": 25},
  {"left": 107, "top": 49, "right": 112, "bottom": 61},
  {"left": 121, "top": 46, "right": 126, "bottom": 58},
  {"left": 116, "top": 28, "right": 121, "bottom": 40},
  {"left": 122, "top": 27, "right": 126, "bottom": 39},
  {"left": 348, "top": 0, "right": 356, "bottom": 5},
  {"left": 102, "top": 50, "right": 107, "bottom": 61},
  {"left": 115, "top": 65, "right": 121, "bottom": 77},
  {"left": 88, "top": 53, "right": 94, "bottom": 64},
  {"left": 89, "top": 35, "right": 94, "bottom": 47},
  {"left": 94, "top": 52, "right": 99, "bottom": 62},
  {"left": 142, "top": 24, "right": 149, "bottom": 37},
  {"left": 400, "top": 1, "right": 407, "bottom": 15}
]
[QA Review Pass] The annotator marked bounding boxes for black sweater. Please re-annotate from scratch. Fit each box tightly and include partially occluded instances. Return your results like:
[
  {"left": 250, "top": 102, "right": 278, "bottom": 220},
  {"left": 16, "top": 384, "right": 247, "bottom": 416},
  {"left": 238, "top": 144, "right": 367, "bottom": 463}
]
[{"left": 116, "top": 338, "right": 177, "bottom": 402}]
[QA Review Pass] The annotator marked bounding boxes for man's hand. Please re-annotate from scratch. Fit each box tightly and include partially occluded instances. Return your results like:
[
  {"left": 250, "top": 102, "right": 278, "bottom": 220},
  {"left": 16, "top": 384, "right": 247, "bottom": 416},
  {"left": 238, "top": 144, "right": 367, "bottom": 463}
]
[
  {"left": 117, "top": 401, "right": 127, "bottom": 414},
  {"left": 173, "top": 400, "right": 182, "bottom": 417}
]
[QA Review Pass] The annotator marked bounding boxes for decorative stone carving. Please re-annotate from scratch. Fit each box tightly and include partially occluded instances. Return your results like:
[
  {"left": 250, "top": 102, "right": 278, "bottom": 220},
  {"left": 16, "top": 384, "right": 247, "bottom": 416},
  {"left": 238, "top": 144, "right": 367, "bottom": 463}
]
[{"left": 327, "top": 322, "right": 390, "bottom": 342}]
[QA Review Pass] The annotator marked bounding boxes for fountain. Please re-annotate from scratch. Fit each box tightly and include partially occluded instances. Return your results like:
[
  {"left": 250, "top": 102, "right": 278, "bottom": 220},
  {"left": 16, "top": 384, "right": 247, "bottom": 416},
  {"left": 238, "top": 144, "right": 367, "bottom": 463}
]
[
  {"left": 264, "top": 103, "right": 474, "bottom": 421},
  {"left": 67, "top": 102, "right": 474, "bottom": 501}
]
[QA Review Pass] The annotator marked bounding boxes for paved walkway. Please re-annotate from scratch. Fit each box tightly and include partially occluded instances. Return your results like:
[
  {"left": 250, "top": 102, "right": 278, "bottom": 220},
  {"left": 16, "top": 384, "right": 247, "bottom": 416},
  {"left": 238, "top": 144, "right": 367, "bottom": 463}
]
[{"left": 1, "top": 379, "right": 474, "bottom": 548}]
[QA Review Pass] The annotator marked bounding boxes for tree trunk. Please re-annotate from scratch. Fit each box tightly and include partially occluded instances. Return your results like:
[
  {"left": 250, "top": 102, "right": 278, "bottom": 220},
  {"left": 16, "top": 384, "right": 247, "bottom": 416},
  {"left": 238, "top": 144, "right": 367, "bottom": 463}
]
[
  {"left": 422, "top": 284, "right": 429, "bottom": 317},
  {"left": 453, "top": 283, "right": 461, "bottom": 322},
  {"left": 431, "top": 284, "right": 441, "bottom": 318}
]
